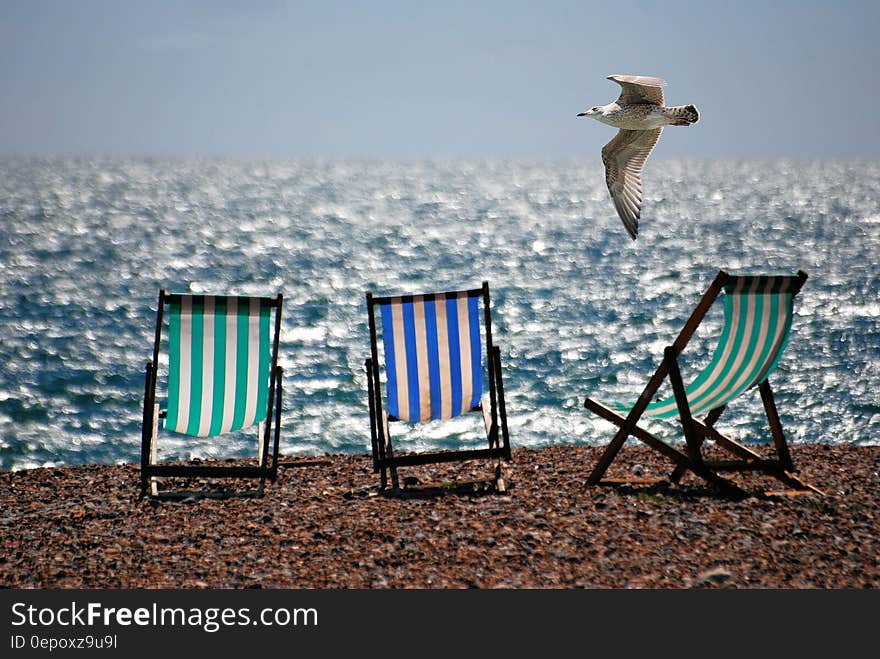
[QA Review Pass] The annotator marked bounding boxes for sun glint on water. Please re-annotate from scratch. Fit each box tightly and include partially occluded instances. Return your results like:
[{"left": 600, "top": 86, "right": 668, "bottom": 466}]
[{"left": 1, "top": 157, "right": 878, "bottom": 470}]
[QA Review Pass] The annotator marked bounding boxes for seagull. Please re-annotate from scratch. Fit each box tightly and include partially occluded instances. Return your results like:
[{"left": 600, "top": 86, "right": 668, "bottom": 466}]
[{"left": 578, "top": 75, "right": 699, "bottom": 240}]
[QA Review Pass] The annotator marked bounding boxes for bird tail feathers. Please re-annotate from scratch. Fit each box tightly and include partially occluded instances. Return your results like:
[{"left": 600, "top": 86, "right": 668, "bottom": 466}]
[{"left": 666, "top": 104, "right": 699, "bottom": 125}]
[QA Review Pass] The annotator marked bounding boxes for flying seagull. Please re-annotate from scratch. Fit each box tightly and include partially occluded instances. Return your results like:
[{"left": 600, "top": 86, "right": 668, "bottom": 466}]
[{"left": 578, "top": 74, "right": 699, "bottom": 240}]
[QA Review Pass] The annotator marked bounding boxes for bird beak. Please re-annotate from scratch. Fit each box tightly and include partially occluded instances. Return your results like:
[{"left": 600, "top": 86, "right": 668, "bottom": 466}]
[{"left": 576, "top": 110, "right": 589, "bottom": 117}]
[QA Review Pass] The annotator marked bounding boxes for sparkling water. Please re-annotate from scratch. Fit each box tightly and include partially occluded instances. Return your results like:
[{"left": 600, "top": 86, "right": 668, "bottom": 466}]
[{"left": 1, "top": 157, "right": 878, "bottom": 471}]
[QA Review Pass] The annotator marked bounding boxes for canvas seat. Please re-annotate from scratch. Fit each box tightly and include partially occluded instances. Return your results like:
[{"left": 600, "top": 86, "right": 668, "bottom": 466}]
[
  {"left": 584, "top": 270, "right": 821, "bottom": 495},
  {"left": 141, "top": 290, "right": 283, "bottom": 497},
  {"left": 365, "top": 282, "right": 511, "bottom": 491}
]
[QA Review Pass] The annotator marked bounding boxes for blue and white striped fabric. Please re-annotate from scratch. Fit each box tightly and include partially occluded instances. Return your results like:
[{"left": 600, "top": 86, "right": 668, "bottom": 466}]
[{"left": 379, "top": 292, "right": 483, "bottom": 423}]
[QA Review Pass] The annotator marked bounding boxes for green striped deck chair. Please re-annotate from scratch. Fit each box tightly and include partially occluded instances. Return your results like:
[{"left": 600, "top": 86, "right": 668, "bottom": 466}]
[
  {"left": 584, "top": 270, "right": 821, "bottom": 495},
  {"left": 141, "top": 290, "right": 283, "bottom": 497},
  {"left": 365, "top": 282, "right": 511, "bottom": 491}
]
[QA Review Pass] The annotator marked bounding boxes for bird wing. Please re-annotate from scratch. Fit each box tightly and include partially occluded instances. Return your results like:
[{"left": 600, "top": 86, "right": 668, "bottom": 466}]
[
  {"left": 608, "top": 74, "right": 665, "bottom": 106},
  {"left": 601, "top": 128, "right": 663, "bottom": 240}
]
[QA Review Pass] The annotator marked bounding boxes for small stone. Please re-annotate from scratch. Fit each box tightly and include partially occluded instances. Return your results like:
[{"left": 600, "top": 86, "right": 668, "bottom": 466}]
[{"left": 697, "top": 566, "right": 733, "bottom": 585}]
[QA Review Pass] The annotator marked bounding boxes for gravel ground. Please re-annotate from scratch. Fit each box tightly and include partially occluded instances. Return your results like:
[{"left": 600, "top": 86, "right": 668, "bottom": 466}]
[{"left": 1, "top": 444, "right": 877, "bottom": 589}]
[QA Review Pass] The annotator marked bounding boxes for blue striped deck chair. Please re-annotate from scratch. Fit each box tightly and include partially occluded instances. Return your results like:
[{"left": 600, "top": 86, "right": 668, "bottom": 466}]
[
  {"left": 584, "top": 270, "right": 821, "bottom": 495},
  {"left": 141, "top": 290, "right": 283, "bottom": 497},
  {"left": 365, "top": 282, "right": 511, "bottom": 491}
]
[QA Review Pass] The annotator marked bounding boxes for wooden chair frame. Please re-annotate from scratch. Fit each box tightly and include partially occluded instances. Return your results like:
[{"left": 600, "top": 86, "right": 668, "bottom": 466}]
[{"left": 584, "top": 270, "right": 821, "bottom": 495}]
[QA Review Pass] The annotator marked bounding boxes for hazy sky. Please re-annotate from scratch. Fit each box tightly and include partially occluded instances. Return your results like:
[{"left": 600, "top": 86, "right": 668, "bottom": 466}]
[{"left": 2, "top": 0, "right": 878, "bottom": 159}]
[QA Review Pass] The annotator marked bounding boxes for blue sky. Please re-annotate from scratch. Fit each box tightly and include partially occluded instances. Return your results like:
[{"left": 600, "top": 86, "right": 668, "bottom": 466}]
[{"left": 2, "top": 0, "right": 878, "bottom": 159}]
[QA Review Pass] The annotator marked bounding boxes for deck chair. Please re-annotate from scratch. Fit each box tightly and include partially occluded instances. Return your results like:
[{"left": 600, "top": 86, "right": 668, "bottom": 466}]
[
  {"left": 584, "top": 270, "right": 821, "bottom": 495},
  {"left": 141, "top": 290, "right": 283, "bottom": 497},
  {"left": 365, "top": 282, "right": 511, "bottom": 491}
]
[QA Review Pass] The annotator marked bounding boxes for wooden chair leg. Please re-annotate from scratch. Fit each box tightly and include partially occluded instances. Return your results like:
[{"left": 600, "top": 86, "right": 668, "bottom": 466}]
[
  {"left": 586, "top": 420, "right": 636, "bottom": 485},
  {"left": 667, "top": 409, "right": 720, "bottom": 483},
  {"left": 381, "top": 413, "right": 399, "bottom": 491},
  {"left": 492, "top": 346, "right": 512, "bottom": 460},
  {"left": 586, "top": 335, "right": 692, "bottom": 484},
  {"left": 384, "top": 435, "right": 399, "bottom": 491},
  {"left": 669, "top": 464, "right": 689, "bottom": 483},
  {"left": 664, "top": 348, "right": 747, "bottom": 495},
  {"left": 759, "top": 380, "right": 794, "bottom": 471},
  {"left": 585, "top": 397, "right": 692, "bottom": 478},
  {"left": 668, "top": 407, "right": 726, "bottom": 482},
  {"left": 665, "top": 347, "right": 704, "bottom": 466},
  {"left": 494, "top": 461, "right": 507, "bottom": 493},
  {"left": 699, "top": 407, "right": 725, "bottom": 448}
]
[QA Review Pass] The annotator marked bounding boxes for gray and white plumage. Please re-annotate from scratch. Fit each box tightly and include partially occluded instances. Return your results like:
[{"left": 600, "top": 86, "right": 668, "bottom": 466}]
[{"left": 578, "top": 75, "right": 699, "bottom": 240}]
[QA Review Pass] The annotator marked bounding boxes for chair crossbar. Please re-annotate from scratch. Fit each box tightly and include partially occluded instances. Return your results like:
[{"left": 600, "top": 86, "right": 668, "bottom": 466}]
[
  {"left": 375, "top": 447, "right": 508, "bottom": 469},
  {"left": 142, "top": 465, "right": 271, "bottom": 478}
]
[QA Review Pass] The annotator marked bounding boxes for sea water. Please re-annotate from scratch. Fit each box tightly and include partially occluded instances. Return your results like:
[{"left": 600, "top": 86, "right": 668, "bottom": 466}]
[{"left": 1, "top": 157, "right": 878, "bottom": 471}]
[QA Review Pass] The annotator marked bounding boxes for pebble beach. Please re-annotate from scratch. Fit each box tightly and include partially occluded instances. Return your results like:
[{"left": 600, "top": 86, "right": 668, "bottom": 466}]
[{"left": 2, "top": 444, "right": 877, "bottom": 589}]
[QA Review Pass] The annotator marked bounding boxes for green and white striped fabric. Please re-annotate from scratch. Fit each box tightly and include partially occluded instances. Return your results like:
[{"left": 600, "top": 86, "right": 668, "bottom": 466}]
[
  {"left": 164, "top": 294, "right": 272, "bottom": 437},
  {"left": 613, "top": 276, "right": 797, "bottom": 419}
]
